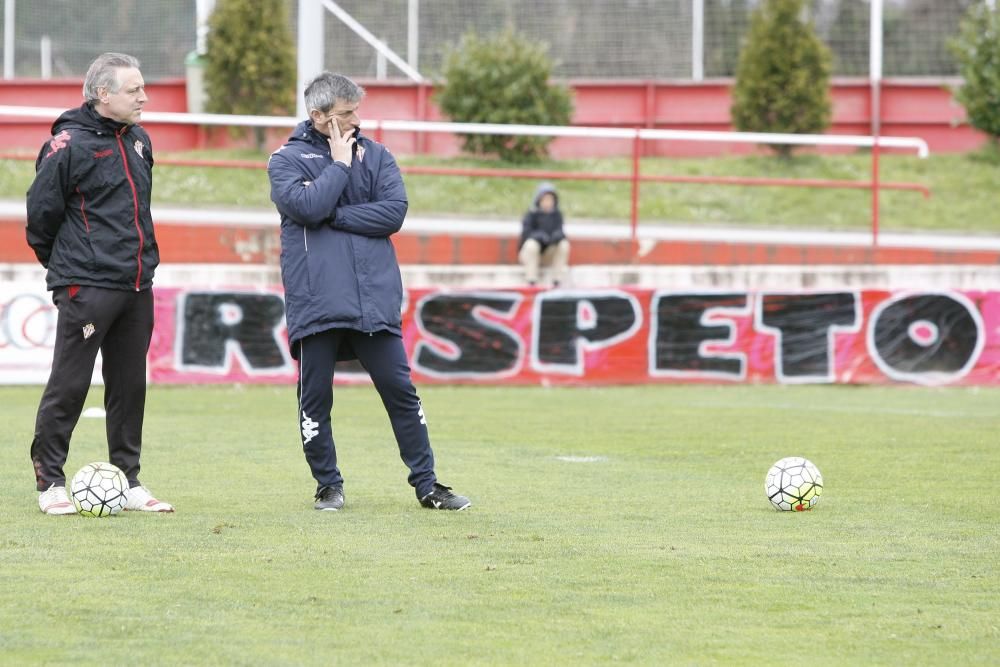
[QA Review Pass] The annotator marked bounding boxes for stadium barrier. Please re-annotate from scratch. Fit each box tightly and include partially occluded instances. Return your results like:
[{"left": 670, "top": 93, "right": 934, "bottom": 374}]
[{"left": 3, "top": 268, "right": 998, "bottom": 387}]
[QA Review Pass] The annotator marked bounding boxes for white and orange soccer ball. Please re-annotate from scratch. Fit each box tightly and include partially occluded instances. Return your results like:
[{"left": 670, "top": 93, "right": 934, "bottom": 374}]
[
  {"left": 70, "top": 462, "right": 129, "bottom": 517},
  {"left": 765, "top": 457, "right": 823, "bottom": 511}
]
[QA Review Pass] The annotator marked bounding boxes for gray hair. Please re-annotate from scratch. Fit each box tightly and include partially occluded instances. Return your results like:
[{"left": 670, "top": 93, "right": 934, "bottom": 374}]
[
  {"left": 304, "top": 72, "right": 365, "bottom": 113},
  {"left": 83, "top": 52, "right": 141, "bottom": 102}
]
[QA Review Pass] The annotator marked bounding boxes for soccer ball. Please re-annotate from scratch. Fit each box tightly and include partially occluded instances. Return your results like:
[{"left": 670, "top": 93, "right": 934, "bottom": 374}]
[
  {"left": 765, "top": 457, "right": 823, "bottom": 511},
  {"left": 70, "top": 462, "right": 129, "bottom": 517}
]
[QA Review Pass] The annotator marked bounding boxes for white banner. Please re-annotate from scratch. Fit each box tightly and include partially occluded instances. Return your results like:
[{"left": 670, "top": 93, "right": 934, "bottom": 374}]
[{"left": 0, "top": 283, "right": 103, "bottom": 384}]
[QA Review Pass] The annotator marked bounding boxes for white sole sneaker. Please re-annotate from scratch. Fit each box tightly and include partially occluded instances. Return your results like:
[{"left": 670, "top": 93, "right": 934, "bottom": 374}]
[
  {"left": 39, "top": 485, "right": 77, "bottom": 515},
  {"left": 124, "top": 485, "right": 175, "bottom": 512}
]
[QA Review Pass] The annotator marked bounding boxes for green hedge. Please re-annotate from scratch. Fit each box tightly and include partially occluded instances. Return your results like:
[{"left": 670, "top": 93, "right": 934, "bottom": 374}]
[
  {"left": 436, "top": 28, "right": 573, "bottom": 163},
  {"left": 731, "top": 0, "right": 832, "bottom": 157}
]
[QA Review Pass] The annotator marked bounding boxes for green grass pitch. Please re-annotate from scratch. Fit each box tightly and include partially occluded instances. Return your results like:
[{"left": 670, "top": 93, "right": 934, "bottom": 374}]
[{"left": 1, "top": 384, "right": 997, "bottom": 665}]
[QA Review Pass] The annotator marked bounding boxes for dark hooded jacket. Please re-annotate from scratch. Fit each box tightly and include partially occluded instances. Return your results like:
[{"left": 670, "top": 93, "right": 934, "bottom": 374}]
[
  {"left": 519, "top": 181, "right": 566, "bottom": 250},
  {"left": 25, "top": 102, "right": 158, "bottom": 292},
  {"left": 268, "top": 120, "right": 407, "bottom": 359}
]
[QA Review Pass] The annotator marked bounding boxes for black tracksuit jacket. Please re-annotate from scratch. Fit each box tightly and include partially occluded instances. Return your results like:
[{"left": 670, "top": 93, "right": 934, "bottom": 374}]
[{"left": 26, "top": 102, "right": 159, "bottom": 291}]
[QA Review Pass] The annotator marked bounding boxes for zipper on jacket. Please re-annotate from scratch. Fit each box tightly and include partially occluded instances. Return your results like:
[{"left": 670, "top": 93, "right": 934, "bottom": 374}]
[{"left": 115, "top": 128, "right": 144, "bottom": 291}]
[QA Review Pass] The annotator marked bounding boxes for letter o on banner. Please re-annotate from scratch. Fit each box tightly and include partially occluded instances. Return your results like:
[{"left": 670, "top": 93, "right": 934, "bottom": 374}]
[{"left": 866, "top": 292, "right": 984, "bottom": 385}]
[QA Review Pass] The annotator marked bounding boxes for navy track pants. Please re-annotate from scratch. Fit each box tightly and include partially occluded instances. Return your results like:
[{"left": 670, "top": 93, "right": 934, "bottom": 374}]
[{"left": 296, "top": 329, "right": 436, "bottom": 498}]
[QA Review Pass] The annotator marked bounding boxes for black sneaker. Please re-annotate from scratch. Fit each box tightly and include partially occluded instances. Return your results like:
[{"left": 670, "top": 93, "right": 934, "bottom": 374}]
[
  {"left": 419, "top": 483, "right": 471, "bottom": 511},
  {"left": 314, "top": 485, "right": 344, "bottom": 511}
]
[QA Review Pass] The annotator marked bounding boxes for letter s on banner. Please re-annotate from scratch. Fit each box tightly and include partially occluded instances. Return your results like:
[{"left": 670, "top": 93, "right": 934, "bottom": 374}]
[{"left": 413, "top": 292, "right": 523, "bottom": 379}]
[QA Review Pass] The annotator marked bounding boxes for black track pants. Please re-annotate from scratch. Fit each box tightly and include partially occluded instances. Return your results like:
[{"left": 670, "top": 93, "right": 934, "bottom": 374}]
[
  {"left": 30, "top": 286, "right": 154, "bottom": 491},
  {"left": 296, "top": 329, "right": 437, "bottom": 498}
]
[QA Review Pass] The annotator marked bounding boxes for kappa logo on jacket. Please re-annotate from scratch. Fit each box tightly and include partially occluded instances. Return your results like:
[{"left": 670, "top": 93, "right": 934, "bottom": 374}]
[{"left": 44, "top": 130, "right": 71, "bottom": 158}]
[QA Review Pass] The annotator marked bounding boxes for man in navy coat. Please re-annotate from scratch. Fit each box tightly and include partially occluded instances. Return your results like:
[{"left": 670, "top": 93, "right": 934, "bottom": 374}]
[{"left": 268, "top": 72, "right": 469, "bottom": 511}]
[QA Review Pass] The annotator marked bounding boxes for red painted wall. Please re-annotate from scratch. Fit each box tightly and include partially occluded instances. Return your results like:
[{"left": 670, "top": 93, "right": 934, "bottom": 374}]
[
  {"left": 3, "top": 218, "right": 999, "bottom": 267},
  {"left": 0, "top": 78, "right": 987, "bottom": 157}
]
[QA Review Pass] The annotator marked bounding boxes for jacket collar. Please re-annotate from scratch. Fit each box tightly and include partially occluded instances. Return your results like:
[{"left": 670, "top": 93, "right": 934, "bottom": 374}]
[
  {"left": 296, "top": 119, "right": 365, "bottom": 148},
  {"left": 51, "top": 101, "right": 133, "bottom": 136}
]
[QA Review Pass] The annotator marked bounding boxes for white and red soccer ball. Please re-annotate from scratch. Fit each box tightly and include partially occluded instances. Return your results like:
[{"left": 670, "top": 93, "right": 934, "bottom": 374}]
[
  {"left": 70, "top": 462, "right": 129, "bottom": 517},
  {"left": 765, "top": 457, "right": 823, "bottom": 511}
]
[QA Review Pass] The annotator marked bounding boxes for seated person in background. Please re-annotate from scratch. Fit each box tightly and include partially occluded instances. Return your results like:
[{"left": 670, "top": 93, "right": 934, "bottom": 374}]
[{"left": 518, "top": 182, "right": 570, "bottom": 287}]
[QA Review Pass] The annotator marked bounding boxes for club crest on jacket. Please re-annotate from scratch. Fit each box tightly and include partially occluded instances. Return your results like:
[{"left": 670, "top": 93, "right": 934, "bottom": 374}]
[{"left": 45, "top": 130, "right": 71, "bottom": 159}]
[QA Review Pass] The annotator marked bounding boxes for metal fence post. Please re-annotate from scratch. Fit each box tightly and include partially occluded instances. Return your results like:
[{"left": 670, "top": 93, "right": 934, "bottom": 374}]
[
  {"left": 870, "top": 0, "right": 883, "bottom": 249},
  {"left": 631, "top": 130, "right": 641, "bottom": 254}
]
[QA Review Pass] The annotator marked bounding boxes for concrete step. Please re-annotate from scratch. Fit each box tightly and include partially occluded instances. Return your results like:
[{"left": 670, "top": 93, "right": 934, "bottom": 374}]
[{"left": 5, "top": 201, "right": 1000, "bottom": 266}]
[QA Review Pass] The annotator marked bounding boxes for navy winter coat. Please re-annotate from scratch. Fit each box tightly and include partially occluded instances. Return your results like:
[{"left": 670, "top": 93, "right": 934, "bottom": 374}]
[
  {"left": 268, "top": 121, "right": 408, "bottom": 358},
  {"left": 26, "top": 102, "right": 158, "bottom": 292}
]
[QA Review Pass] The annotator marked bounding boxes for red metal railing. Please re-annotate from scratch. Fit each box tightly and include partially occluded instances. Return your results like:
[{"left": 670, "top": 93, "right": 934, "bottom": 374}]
[
  {"left": 0, "top": 106, "right": 932, "bottom": 251},
  {"left": 0, "top": 148, "right": 930, "bottom": 252}
]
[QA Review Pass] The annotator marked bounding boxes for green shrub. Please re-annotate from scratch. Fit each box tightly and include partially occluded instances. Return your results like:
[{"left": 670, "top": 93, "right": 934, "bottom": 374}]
[
  {"left": 950, "top": 4, "right": 1000, "bottom": 146},
  {"left": 731, "top": 0, "right": 833, "bottom": 157},
  {"left": 436, "top": 28, "right": 573, "bottom": 163},
  {"left": 204, "top": 0, "right": 295, "bottom": 149}
]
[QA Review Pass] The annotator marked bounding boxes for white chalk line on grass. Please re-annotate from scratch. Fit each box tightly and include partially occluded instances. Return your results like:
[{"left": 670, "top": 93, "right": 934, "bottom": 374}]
[
  {"left": 669, "top": 400, "right": 997, "bottom": 420},
  {"left": 554, "top": 455, "right": 609, "bottom": 463}
]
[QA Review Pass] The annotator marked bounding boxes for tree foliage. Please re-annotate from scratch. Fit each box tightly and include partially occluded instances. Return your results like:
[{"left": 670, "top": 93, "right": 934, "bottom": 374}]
[
  {"left": 730, "top": 0, "right": 833, "bottom": 157},
  {"left": 436, "top": 28, "right": 573, "bottom": 162},
  {"left": 950, "top": 3, "right": 1000, "bottom": 145},
  {"left": 204, "top": 0, "right": 295, "bottom": 148}
]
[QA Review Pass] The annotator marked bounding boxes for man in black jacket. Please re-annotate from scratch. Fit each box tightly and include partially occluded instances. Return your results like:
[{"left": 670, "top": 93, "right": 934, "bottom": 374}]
[{"left": 26, "top": 52, "right": 173, "bottom": 514}]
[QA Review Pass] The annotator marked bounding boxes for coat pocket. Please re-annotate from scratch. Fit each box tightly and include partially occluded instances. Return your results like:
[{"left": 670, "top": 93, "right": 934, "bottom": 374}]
[
  {"left": 280, "top": 226, "right": 311, "bottom": 296},
  {"left": 49, "top": 217, "right": 97, "bottom": 278},
  {"left": 306, "top": 228, "right": 362, "bottom": 320}
]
